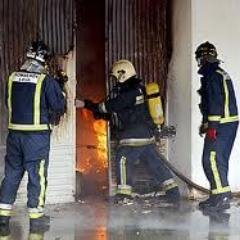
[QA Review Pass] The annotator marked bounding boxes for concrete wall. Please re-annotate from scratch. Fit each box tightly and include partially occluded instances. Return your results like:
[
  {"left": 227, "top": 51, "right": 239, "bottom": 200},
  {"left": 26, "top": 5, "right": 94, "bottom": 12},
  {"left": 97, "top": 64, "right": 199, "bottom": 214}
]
[
  {"left": 191, "top": 0, "right": 240, "bottom": 191},
  {"left": 168, "top": 0, "right": 192, "bottom": 196},
  {"left": 169, "top": 0, "right": 240, "bottom": 195}
]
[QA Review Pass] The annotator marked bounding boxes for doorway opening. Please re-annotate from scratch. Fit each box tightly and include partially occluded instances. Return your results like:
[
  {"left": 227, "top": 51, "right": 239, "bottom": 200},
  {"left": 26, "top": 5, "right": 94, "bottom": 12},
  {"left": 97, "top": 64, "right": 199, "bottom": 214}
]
[
  {"left": 76, "top": 0, "right": 107, "bottom": 198},
  {"left": 75, "top": 0, "right": 171, "bottom": 199}
]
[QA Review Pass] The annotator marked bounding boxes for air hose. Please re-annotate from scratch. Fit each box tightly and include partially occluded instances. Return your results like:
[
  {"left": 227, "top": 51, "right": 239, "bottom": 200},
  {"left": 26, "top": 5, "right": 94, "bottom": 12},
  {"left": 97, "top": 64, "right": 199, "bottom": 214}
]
[{"left": 157, "top": 150, "right": 240, "bottom": 197}]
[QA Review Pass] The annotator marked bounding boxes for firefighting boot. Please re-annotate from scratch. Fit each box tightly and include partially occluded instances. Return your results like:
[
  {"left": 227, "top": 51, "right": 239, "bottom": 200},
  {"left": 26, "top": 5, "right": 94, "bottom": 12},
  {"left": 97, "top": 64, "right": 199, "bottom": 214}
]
[
  {"left": 165, "top": 187, "right": 181, "bottom": 203},
  {"left": 199, "top": 193, "right": 231, "bottom": 212},
  {"left": 30, "top": 215, "right": 50, "bottom": 232},
  {"left": 0, "top": 223, "right": 10, "bottom": 239},
  {"left": 203, "top": 210, "right": 230, "bottom": 225},
  {"left": 0, "top": 216, "right": 10, "bottom": 226},
  {"left": 199, "top": 197, "right": 213, "bottom": 210},
  {"left": 29, "top": 220, "right": 49, "bottom": 240},
  {"left": 28, "top": 232, "right": 44, "bottom": 240},
  {"left": 203, "top": 195, "right": 231, "bottom": 212}
]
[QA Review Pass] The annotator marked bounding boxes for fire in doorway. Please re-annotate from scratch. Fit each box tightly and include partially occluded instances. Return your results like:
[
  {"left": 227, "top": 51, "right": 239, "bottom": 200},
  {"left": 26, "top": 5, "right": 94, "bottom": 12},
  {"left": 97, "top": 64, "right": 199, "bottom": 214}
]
[{"left": 76, "top": 108, "right": 108, "bottom": 197}]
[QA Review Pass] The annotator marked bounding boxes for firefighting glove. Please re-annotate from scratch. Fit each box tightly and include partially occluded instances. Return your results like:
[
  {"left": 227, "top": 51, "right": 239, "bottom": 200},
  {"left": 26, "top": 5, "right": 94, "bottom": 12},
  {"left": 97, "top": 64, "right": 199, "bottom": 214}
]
[
  {"left": 206, "top": 128, "right": 217, "bottom": 141},
  {"left": 85, "top": 100, "right": 112, "bottom": 120},
  {"left": 84, "top": 99, "right": 99, "bottom": 112},
  {"left": 93, "top": 112, "right": 111, "bottom": 120},
  {"left": 75, "top": 99, "right": 98, "bottom": 111}
]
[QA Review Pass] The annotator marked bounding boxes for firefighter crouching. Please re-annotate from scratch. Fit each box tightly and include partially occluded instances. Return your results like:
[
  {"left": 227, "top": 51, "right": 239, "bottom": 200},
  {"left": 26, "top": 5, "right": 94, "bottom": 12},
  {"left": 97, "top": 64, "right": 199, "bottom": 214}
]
[
  {"left": 196, "top": 42, "right": 239, "bottom": 211},
  {"left": 0, "top": 41, "right": 66, "bottom": 230},
  {"left": 76, "top": 59, "right": 180, "bottom": 203}
]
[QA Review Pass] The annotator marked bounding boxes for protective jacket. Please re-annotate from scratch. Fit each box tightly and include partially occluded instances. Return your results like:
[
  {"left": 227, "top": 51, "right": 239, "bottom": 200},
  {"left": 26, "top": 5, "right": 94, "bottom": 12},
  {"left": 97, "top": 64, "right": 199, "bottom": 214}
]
[
  {"left": 6, "top": 71, "right": 65, "bottom": 131},
  {"left": 0, "top": 66, "right": 65, "bottom": 219},
  {"left": 198, "top": 62, "right": 238, "bottom": 129},
  {"left": 87, "top": 77, "right": 179, "bottom": 197},
  {"left": 97, "top": 77, "right": 155, "bottom": 141},
  {"left": 198, "top": 62, "right": 239, "bottom": 196}
]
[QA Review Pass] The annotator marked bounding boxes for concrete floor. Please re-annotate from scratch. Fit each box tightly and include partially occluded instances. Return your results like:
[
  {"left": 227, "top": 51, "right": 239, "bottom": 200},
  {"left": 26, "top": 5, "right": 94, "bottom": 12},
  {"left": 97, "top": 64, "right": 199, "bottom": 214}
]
[{"left": 3, "top": 198, "right": 240, "bottom": 240}]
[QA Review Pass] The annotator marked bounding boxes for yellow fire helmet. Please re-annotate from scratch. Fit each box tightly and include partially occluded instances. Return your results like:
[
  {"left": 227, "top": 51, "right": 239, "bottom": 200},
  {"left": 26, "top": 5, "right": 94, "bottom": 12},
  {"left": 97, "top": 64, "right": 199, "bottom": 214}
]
[{"left": 110, "top": 59, "right": 136, "bottom": 83}]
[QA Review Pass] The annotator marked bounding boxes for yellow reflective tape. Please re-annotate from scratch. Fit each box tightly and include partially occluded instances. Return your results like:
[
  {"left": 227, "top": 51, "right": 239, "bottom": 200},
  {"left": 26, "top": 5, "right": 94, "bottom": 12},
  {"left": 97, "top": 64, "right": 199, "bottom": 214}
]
[
  {"left": 119, "top": 137, "right": 155, "bottom": 146},
  {"left": 208, "top": 115, "right": 221, "bottom": 121},
  {"left": 123, "top": 158, "right": 126, "bottom": 185},
  {"left": 28, "top": 233, "right": 44, "bottom": 240},
  {"left": 111, "top": 186, "right": 117, "bottom": 195},
  {"left": 8, "top": 124, "right": 49, "bottom": 131},
  {"left": 117, "top": 188, "right": 132, "bottom": 196},
  {"left": 212, "top": 186, "right": 231, "bottom": 195},
  {"left": 120, "top": 156, "right": 127, "bottom": 185},
  {"left": 120, "top": 158, "right": 123, "bottom": 185},
  {"left": 208, "top": 115, "right": 239, "bottom": 124},
  {"left": 34, "top": 74, "right": 45, "bottom": 125},
  {"left": 162, "top": 178, "right": 176, "bottom": 186},
  {"left": 210, "top": 151, "right": 222, "bottom": 191},
  {"left": 220, "top": 116, "right": 239, "bottom": 124},
  {"left": 222, "top": 75, "right": 230, "bottom": 118},
  {"left": 164, "top": 182, "right": 178, "bottom": 191},
  {"left": 0, "top": 236, "right": 11, "bottom": 240},
  {"left": 0, "top": 209, "right": 12, "bottom": 217},
  {"left": 38, "top": 160, "right": 46, "bottom": 207},
  {"left": 7, "top": 73, "right": 15, "bottom": 125},
  {"left": 29, "top": 212, "right": 44, "bottom": 219}
]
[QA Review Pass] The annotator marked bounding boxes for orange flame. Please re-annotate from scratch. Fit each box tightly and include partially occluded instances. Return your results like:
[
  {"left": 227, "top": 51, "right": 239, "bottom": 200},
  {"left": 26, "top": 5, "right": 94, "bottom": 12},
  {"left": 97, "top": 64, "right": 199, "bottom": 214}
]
[
  {"left": 93, "top": 120, "right": 108, "bottom": 169},
  {"left": 77, "top": 109, "right": 108, "bottom": 175}
]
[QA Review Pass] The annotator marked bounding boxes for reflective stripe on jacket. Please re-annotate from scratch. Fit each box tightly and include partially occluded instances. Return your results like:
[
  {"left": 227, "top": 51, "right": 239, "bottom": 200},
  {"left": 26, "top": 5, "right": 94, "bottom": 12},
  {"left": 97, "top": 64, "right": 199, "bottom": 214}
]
[
  {"left": 7, "top": 71, "right": 65, "bottom": 131},
  {"left": 198, "top": 63, "right": 238, "bottom": 128}
]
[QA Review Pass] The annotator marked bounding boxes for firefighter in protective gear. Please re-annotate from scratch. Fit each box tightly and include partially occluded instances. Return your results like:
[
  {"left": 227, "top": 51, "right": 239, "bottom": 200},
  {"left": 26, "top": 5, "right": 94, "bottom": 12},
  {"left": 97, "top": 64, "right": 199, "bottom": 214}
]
[
  {"left": 196, "top": 42, "right": 238, "bottom": 211},
  {"left": 0, "top": 41, "right": 65, "bottom": 228},
  {"left": 76, "top": 59, "right": 180, "bottom": 203}
]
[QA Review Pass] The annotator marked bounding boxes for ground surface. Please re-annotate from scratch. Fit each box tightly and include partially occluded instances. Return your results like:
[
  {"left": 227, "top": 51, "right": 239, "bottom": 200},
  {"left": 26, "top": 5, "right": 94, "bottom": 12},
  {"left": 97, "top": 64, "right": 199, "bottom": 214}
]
[{"left": 3, "top": 197, "right": 240, "bottom": 240}]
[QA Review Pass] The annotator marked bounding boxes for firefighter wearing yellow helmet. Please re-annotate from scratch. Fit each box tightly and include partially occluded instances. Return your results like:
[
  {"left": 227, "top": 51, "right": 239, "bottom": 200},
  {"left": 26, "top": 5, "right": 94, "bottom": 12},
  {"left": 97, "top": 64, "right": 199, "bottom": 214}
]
[{"left": 76, "top": 59, "right": 180, "bottom": 204}]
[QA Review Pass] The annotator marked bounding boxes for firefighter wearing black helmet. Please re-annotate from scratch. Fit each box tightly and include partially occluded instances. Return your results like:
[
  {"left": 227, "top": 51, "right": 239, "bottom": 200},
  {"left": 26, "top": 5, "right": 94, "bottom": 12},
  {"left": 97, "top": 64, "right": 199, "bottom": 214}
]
[
  {"left": 76, "top": 59, "right": 180, "bottom": 204},
  {"left": 195, "top": 41, "right": 239, "bottom": 211},
  {"left": 0, "top": 41, "right": 66, "bottom": 230}
]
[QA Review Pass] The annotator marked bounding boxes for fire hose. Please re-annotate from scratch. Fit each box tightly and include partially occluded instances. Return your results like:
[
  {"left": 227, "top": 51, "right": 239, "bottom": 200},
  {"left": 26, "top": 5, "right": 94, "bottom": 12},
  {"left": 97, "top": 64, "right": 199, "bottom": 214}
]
[
  {"left": 157, "top": 149, "right": 240, "bottom": 198},
  {"left": 77, "top": 126, "right": 240, "bottom": 197}
]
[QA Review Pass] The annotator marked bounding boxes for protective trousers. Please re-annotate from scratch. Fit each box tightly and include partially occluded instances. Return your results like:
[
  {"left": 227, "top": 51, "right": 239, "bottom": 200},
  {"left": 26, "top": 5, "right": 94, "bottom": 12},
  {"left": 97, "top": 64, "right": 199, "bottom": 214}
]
[
  {"left": 116, "top": 144, "right": 177, "bottom": 195},
  {"left": 0, "top": 131, "right": 50, "bottom": 219},
  {"left": 202, "top": 122, "right": 238, "bottom": 196}
]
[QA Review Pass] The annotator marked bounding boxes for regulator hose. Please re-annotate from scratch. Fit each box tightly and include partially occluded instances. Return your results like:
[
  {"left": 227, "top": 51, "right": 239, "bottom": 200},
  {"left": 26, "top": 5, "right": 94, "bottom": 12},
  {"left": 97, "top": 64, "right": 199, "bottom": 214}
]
[{"left": 157, "top": 151, "right": 240, "bottom": 197}]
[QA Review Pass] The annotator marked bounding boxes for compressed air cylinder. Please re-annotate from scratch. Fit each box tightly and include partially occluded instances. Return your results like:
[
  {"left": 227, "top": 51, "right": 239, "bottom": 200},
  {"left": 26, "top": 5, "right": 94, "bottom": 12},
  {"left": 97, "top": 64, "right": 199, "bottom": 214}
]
[{"left": 145, "top": 82, "right": 164, "bottom": 126}]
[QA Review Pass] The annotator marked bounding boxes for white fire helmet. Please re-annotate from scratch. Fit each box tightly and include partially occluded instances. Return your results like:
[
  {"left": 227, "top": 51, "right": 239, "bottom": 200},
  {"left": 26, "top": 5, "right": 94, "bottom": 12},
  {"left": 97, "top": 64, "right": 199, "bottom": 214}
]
[{"left": 110, "top": 59, "right": 136, "bottom": 83}]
